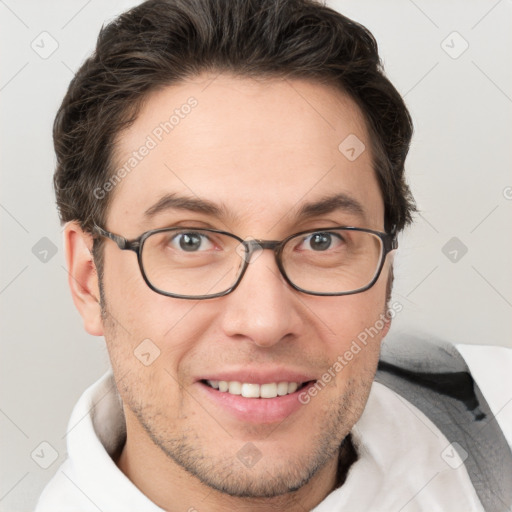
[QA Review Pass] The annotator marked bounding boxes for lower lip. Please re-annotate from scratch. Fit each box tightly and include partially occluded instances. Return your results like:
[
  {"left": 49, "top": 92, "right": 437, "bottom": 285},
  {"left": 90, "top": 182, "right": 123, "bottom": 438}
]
[{"left": 197, "top": 381, "right": 315, "bottom": 424}]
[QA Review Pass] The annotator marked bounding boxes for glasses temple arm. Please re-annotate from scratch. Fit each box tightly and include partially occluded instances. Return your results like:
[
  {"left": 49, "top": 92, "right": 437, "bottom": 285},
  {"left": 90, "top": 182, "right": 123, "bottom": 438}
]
[{"left": 92, "top": 225, "right": 132, "bottom": 250}]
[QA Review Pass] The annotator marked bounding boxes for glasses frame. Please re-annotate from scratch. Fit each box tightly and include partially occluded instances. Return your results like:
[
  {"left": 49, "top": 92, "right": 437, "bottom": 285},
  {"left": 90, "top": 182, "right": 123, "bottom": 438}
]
[{"left": 92, "top": 224, "right": 397, "bottom": 300}]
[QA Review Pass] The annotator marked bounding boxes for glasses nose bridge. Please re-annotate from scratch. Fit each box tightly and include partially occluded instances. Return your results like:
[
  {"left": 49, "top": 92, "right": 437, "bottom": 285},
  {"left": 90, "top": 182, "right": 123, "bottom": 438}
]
[
  {"left": 245, "top": 237, "right": 281, "bottom": 251},
  {"left": 242, "top": 238, "right": 283, "bottom": 265}
]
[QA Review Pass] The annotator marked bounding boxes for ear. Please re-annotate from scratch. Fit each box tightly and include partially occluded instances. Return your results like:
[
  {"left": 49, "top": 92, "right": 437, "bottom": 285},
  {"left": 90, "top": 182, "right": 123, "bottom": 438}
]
[
  {"left": 63, "top": 222, "right": 104, "bottom": 336},
  {"left": 381, "top": 260, "right": 396, "bottom": 340},
  {"left": 381, "top": 314, "right": 392, "bottom": 339}
]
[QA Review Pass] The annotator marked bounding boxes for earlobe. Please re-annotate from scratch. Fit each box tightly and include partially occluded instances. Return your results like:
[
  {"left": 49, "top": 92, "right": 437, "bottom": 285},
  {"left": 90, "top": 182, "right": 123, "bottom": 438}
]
[{"left": 63, "top": 222, "right": 104, "bottom": 336}]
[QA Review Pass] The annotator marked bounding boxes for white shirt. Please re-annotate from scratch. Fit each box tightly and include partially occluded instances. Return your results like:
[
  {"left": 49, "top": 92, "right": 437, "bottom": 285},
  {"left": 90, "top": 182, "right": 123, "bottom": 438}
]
[{"left": 36, "top": 344, "right": 511, "bottom": 512}]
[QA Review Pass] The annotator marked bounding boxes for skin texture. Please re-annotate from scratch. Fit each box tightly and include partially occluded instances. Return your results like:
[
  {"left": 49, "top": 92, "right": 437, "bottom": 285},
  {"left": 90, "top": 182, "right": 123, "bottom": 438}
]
[{"left": 65, "top": 74, "right": 392, "bottom": 511}]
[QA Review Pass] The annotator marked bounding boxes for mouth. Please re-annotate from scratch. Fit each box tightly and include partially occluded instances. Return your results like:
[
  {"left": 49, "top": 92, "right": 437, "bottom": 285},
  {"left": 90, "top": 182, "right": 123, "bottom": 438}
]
[
  {"left": 197, "top": 377, "right": 317, "bottom": 423},
  {"left": 201, "top": 379, "right": 314, "bottom": 398}
]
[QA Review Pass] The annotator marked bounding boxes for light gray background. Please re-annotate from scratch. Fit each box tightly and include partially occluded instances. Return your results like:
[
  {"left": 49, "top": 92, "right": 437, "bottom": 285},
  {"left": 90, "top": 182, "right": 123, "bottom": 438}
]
[{"left": 1, "top": 0, "right": 511, "bottom": 510}]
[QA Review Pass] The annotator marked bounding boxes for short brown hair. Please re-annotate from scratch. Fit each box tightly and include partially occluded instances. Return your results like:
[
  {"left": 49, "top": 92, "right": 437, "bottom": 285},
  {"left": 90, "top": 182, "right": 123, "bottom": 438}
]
[{"left": 54, "top": 0, "right": 415, "bottom": 237}]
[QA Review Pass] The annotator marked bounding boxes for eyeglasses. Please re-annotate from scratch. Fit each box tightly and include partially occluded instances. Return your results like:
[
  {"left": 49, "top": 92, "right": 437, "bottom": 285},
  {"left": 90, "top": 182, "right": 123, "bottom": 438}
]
[{"left": 92, "top": 225, "right": 397, "bottom": 300}]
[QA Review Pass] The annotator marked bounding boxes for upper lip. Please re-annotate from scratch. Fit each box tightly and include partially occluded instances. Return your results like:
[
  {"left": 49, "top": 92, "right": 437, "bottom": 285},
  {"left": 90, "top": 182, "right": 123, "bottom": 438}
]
[{"left": 197, "top": 368, "right": 317, "bottom": 385}]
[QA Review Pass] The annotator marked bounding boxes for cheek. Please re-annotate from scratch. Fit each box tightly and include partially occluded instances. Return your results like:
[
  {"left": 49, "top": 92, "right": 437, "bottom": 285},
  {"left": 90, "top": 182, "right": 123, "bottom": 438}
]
[
  {"left": 103, "top": 249, "right": 197, "bottom": 338},
  {"left": 101, "top": 251, "right": 212, "bottom": 383},
  {"left": 101, "top": 283, "right": 203, "bottom": 418},
  {"left": 312, "top": 279, "right": 388, "bottom": 379},
  {"left": 316, "top": 282, "right": 387, "bottom": 341}
]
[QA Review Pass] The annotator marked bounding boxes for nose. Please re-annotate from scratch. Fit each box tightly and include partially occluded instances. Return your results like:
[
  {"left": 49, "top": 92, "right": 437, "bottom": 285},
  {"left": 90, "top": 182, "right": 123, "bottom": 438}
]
[{"left": 219, "top": 249, "right": 303, "bottom": 348}]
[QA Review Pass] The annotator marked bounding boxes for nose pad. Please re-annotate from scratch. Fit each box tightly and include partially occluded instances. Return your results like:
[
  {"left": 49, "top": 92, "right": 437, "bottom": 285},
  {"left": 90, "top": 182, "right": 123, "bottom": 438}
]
[{"left": 235, "top": 237, "right": 264, "bottom": 265}]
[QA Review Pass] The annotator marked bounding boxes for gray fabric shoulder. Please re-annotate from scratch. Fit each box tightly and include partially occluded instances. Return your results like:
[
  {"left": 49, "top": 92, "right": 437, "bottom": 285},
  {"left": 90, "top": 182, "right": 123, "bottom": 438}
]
[{"left": 375, "top": 335, "right": 512, "bottom": 512}]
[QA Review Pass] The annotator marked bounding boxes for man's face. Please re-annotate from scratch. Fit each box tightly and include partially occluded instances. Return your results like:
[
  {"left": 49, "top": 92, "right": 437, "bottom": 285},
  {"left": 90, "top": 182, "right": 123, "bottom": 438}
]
[{"left": 99, "top": 74, "right": 390, "bottom": 497}]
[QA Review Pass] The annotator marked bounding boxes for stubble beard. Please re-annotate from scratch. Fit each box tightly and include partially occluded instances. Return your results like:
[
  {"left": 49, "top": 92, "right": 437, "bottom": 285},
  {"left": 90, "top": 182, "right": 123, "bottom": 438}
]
[{"left": 99, "top": 281, "right": 376, "bottom": 500}]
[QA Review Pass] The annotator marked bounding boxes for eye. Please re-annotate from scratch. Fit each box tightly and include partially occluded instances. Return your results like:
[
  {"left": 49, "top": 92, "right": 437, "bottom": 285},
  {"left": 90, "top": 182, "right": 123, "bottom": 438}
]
[
  {"left": 300, "top": 231, "right": 344, "bottom": 251},
  {"left": 169, "top": 231, "right": 214, "bottom": 252}
]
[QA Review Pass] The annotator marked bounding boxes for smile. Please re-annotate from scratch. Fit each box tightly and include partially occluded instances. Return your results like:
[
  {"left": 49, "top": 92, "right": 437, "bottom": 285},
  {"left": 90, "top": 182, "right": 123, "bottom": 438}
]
[
  {"left": 203, "top": 380, "right": 311, "bottom": 398},
  {"left": 198, "top": 377, "right": 317, "bottom": 423}
]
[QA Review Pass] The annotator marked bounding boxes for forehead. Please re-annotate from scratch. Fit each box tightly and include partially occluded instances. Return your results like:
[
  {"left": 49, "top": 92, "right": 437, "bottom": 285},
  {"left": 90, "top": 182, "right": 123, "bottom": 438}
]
[{"left": 109, "top": 74, "right": 384, "bottom": 235}]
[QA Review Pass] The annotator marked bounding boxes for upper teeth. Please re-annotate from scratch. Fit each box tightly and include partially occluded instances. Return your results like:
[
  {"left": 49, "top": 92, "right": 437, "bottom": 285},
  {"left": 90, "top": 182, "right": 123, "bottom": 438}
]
[{"left": 207, "top": 380, "right": 300, "bottom": 398}]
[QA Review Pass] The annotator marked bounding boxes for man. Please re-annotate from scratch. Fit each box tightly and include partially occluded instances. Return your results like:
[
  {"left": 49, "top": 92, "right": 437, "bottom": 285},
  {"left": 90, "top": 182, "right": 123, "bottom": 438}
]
[{"left": 36, "top": 0, "right": 511, "bottom": 510}]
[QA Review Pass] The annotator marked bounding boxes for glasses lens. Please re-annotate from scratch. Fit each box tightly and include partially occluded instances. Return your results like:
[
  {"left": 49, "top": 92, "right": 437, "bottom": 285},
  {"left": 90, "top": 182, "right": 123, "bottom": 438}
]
[
  {"left": 282, "top": 229, "right": 384, "bottom": 294},
  {"left": 141, "top": 229, "right": 244, "bottom": 297}
]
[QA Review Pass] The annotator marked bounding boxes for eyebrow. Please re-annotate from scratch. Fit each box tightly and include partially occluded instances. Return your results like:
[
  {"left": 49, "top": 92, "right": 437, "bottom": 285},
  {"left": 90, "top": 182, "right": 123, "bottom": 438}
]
[
  {"left": 144, "top": 193, "right": 227, "bottom": 218},
  {"left": 296, "top": 193, "right": 365, "bottom": 220},
  {"left": 143, "top": 192, "right": 366, "bottom": 223}
]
